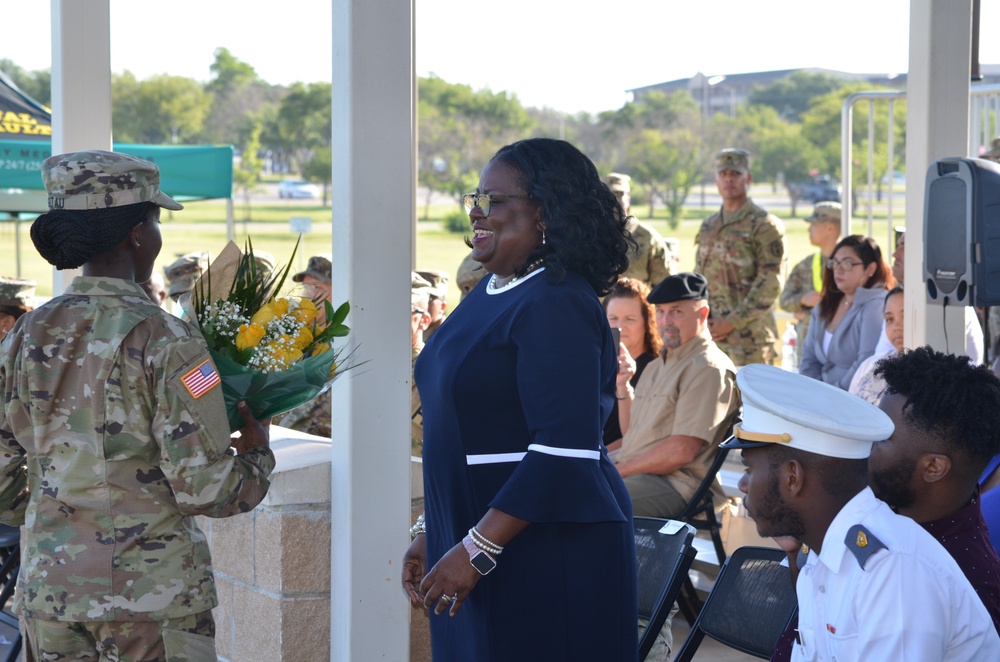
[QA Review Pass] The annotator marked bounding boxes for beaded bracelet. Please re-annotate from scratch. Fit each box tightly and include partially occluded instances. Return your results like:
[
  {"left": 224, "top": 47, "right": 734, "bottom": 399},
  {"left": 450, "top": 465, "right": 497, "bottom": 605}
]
[
  {"left": 410, "top": 514, "right": 426, "bottom": 540},
  {"left": 469, "top": 526, "right": 503, "bottom": 555}
]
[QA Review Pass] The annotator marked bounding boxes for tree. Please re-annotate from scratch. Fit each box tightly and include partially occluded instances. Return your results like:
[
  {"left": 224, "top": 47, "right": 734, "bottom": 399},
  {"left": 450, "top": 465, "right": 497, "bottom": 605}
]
[
  {"left": 747, "top": 71, "right": 849, "bottom": 122},
  {"left": 112, "top": 73, "right": 212, "bottom": 144},
  {"left": 199, "top": 49, "right": 282, "bottom": 148},
  {"left": 800, "top": 84, "right": 907, "bottom": 211},
  {"left": 233, "top": 121, "right": 264, "bottom": 220},
  {"left": 302, "top": 147, "right": 332, "bottom": 206},
  {"left": 416, "top": 76, "right": 533, "bottom": 217},
  {"left": 0, "top": 59, "right": 50, "bottom": 106},
  {"left": 625, "top": 128, "right": 700, "bottom": 229},
  {"left": 271, "top": 82, "right": 332, "bottom": 173}
]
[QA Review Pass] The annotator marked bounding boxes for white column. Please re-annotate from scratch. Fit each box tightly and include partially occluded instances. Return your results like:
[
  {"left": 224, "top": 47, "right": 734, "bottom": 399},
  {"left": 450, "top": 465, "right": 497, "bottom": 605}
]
[
  {"left": 329, "top": 0, "right": 415, "bottom": 660},
  {"left": 904, "top": 0, "right": 972, "bottom": 352},
  {"left": 50, "top": 0, "right": 113, "bottom": 294}
]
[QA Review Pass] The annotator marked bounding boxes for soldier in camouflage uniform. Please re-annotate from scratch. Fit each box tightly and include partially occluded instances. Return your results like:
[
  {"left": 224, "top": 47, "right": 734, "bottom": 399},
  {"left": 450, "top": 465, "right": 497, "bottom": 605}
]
[
  {"left": 0, "top": 277, "right": 35, "bottom": 342},
  {"left": 416, "top": 269, "right": 449, "bottom": 341},
  {"left": 278, "top": 255, "right": 336, "bottom": 437},
  {"left": 779, "top": 202, "right": 842, "bottom": 361},
  {"left": 695, "top": 149, "right": 786, "bottom": 366},
  {"left": 164, "top": 251, "right": 209, "bottom": 319},
  {"left": 606, "top": 173, "right": 673, "bottom": 288},
  {"left": 0, "top": 151, "right": 274, "bottom": 662}
]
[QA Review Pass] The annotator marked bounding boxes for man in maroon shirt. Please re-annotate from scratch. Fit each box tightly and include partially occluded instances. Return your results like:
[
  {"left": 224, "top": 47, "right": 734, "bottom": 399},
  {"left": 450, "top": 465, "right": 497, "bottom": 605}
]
[{"left": 868, "top": 346, "right": 1000, "bottom": 632}]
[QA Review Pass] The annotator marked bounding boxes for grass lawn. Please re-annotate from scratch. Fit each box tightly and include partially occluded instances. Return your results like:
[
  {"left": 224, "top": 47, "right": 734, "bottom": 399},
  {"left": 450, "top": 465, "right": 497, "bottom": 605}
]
[{"left": 1, "top": 184, "right": 902, "bottom": 304}]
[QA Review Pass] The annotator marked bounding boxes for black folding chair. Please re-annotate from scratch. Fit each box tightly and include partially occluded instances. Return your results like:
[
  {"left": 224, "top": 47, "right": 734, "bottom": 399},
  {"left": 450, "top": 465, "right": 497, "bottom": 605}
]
[
  {"left": 674, "top": 419, "right": 739, "bottom": 624},
  {"left": 673, "top": 546, "right": 799, "bottom": 661},
  {"left": 633, "top": 518, "right": 697, "bottom": 662}
]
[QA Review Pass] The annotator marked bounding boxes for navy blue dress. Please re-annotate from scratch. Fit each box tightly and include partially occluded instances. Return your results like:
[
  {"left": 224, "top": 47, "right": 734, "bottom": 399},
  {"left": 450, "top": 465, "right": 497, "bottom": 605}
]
[{"left": 415, "top": 268, "right": 639, "bottom": 662}]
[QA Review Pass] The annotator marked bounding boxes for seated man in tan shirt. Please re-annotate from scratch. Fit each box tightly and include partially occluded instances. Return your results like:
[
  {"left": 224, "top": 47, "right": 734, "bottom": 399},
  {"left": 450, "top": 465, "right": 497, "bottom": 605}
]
[{"left": 609, "top": 272, "right": 739, "bottom": 517}]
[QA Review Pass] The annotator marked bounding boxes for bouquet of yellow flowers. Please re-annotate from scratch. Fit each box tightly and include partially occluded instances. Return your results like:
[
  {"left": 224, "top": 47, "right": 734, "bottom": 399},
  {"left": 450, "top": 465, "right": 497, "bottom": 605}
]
[{"left": 192, "top": 239, "right": 351, "bottom": 431}]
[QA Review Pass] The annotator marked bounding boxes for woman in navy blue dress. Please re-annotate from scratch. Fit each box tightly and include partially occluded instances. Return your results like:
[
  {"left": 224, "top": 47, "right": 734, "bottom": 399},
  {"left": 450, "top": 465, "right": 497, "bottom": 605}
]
[{"left": 401, "top": 138, "right": 639, "bottom": 661}]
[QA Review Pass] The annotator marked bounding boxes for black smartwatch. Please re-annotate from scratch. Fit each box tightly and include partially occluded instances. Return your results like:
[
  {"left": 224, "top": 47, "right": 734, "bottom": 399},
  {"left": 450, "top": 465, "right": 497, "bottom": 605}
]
[{"left": 463, "top": 535, "right": 497, "bottom": 575}]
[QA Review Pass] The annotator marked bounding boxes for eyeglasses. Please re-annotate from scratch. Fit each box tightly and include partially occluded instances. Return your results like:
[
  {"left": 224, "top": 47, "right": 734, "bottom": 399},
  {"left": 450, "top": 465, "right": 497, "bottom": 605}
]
[
  {"left": 825, "top": 258, "right": 864, "bottom": 271},
  {"left": 462, "top": 193, "right": 533, "bottom": 217}
]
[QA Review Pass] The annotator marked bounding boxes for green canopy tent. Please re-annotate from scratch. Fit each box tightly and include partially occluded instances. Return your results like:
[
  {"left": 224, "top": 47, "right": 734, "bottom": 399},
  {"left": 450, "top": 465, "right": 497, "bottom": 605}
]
[{"left": 0, "top": 71, "right": 236, "bottom": 276}]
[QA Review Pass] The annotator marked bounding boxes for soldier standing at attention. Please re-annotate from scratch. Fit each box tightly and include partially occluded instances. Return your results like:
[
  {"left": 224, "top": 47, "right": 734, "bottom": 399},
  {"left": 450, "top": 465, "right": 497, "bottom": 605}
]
[
  {"left": 606, "top": 173, "right": 672, "bottom": 288},
  {"left": 1, "top": 151, "right": 274, "bottom": 661},
  {"left": 695, "top": 149, "right": 785, "bottom": 366},
  {"left": 779, "top": 202, "right": 842, "bottom": 362}
]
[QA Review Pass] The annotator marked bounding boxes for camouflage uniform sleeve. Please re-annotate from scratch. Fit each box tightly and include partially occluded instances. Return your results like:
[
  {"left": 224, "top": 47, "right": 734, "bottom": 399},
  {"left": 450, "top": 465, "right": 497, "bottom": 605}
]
[
  {"left": 728, "top": 215, "right": 785, "bottom": 330},
  {"left": 647, "top": 234, "right": 673, "bottom": 286},
  {"left": 0, "top": 348, "right": 28, "bottom": 525},
  {"left": 153, "top": 335, "right": 275, "bottom": 518},
  {"left": 779, "top": 254, "right": 815, "bottom": 313}
]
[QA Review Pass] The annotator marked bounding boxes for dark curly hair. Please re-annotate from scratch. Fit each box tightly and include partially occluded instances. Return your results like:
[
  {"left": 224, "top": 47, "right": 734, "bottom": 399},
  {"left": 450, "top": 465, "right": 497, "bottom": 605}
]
[
  {"left": 31, "top": 202, "right": 151, "bottom": 269},
  {"left": 818, "top": 235, "right": 895, "bottom": 325},
  {"left": 485, "top": 138, "right": 634, "bottom": 295},
  {"left": 603, "top": 278, "right": 662, "bottom": 356},
  {"left": 875, "top": 346, "right": 1000, "bottom": 472}
]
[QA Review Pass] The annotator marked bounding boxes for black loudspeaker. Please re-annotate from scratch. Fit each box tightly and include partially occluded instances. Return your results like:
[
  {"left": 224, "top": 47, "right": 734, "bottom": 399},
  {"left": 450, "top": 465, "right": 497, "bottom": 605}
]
[{"left": 924, "top": 157, "right": 1000, "bottom": 307}]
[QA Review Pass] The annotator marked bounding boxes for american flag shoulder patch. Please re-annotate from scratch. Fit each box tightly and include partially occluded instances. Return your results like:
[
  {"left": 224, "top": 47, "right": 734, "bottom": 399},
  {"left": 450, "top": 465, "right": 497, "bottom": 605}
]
[{"left": 181, "top": 359, "right": 221, "bottom": 399}]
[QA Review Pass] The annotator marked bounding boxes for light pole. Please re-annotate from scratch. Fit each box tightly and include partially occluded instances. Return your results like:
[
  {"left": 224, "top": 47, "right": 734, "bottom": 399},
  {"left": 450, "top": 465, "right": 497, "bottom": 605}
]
[{"left": 699, "top": 75, "right": 726, "bottom": 208}]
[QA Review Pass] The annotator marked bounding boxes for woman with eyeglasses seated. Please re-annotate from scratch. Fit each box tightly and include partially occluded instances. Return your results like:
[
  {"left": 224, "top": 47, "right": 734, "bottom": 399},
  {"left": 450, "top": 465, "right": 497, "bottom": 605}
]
[
  {"left": 603, "top": 277, "right": 661, "bottom": 450},
  {"left": 401, "top": 138, "right": 638, "bottom": 661},
  {"left": 799, "top": 234, "right": 895, "bottom": 390}
]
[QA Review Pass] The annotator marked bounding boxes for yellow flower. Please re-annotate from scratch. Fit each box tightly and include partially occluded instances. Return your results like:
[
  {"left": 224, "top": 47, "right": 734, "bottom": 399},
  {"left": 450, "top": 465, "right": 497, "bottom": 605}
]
[
  {"left": 235, "top": 323, "right": 265, "bottom": 350},
  {"left": 293, "top": 325, "right": 314, "bottom": 350},
  {"left": 311, "top": 342, "right": 330, "bottom": 356},
  {"left": 262, "top": 339, "right": 303, "bottom": 370},
  {"left": 328, "top": 361, "right": 338, "bottom": 379},
  {"left": 251, "top": 298, "right": 291, "bottom": 326},
  {"left": 294, "top": 297, "right": 319, "bottom": 325}
]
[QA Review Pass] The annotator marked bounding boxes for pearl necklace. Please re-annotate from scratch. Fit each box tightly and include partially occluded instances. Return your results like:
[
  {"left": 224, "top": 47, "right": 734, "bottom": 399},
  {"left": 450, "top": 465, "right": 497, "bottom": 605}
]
[{"left": 489, "top": 258, "right": 546, "bottom": 291}]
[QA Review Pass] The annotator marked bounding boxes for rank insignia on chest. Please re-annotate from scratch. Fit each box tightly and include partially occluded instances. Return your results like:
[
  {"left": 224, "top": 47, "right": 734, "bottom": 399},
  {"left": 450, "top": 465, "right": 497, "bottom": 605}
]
[{"left": 181, "top": 360, "right": 221, "bottom": 399}]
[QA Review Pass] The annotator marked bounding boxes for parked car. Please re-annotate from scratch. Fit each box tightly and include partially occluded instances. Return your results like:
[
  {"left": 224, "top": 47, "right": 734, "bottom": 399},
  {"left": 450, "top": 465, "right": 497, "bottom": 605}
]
[
  {"left": 278, "top": 180, "right": 321, "bottom": 199},
  {"left": 789, "top": 174, "right": 841, "bottom": 203}
]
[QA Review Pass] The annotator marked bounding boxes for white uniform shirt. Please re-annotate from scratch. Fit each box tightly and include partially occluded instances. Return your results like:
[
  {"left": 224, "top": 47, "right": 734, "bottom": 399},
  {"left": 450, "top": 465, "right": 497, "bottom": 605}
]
[{"left": 792, "top": 487, "right": 1000, "bottom": 661}]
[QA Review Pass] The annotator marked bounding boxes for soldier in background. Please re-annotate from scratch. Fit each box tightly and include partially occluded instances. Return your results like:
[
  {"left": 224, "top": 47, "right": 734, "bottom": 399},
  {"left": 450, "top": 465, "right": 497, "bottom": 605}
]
[
  {"left": 779, "top": 202, "right": 842, "bottom": 362},
  {"left": 0, "top": 277, "right": 35, "bottom": 342},
  {"left": 416, "top": 269, "right": 449, "bottom": 341},
  {"left": 279, "top": 254, "right": 335, "bottom": 436},
  {"left": 695, "top": 149, "right": 785, "bottom": 366},
  {"left": 456, "top": 251, "right": 487, "bottom": 301},
  {"left": 164, "top": 251, "right": 209, "bottom": 317},
  {"left": 606, "top": 173, "right": 672, "bottom": 288}
]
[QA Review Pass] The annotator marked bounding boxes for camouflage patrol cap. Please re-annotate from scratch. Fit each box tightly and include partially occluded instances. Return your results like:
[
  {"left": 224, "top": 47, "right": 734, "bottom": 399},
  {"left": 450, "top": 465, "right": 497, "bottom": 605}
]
[
  {"left": 456, "top": 252, "right": 486, "bottom": 300},
  {"left": 41, "top": 150, "right": 183, "bottom": 211},
  {"left": 715, "top": 148, "right": 750, "bottom": 174},
  {"left": 804, "top": 202, "right": 842, "bottom": 225},
  {"left": 411, "top": 287, "right": 431, "bottom": 316},
  {"left": 164, "top": 251, "right": 210, "bottom": 298},
  {"left": 606, "top": 173, "right": 631, "bottom": 193},
  {"left": 985, "top": 138, "right": 1000, "bottom": 163},
  {"left": 415, "top": 270, "right": 448, "bottom": 302},
  {"left": 0, "top": 277, "right": 36, "bottom": 309},
  {"left": 293, "top": 255, "right": 332, "bottom": 284}
]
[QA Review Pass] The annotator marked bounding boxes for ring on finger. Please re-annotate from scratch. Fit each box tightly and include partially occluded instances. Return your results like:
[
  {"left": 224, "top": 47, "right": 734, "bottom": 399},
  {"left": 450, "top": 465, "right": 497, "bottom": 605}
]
[{"left": 440, "top": 593, "right": 454, "bottom": 603}]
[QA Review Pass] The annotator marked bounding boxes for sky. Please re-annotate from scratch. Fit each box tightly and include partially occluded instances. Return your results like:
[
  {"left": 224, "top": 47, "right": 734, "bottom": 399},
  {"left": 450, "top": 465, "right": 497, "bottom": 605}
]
[{"left": 2, "top": 0, "right": 999, "bottom": 115}]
